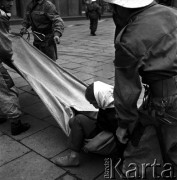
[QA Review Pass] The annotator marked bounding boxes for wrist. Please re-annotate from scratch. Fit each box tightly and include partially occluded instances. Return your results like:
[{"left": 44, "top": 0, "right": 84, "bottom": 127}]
[{"left": 54, "top": 31, "right": 62, "bottom": 38}]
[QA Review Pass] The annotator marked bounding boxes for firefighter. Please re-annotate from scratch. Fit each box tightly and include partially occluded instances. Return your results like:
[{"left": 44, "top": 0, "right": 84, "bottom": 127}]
[
  {"left": 104, "top": 0, "right": 177, "bottom": 177},
  {"left": 20, "top": 0, "right": 64, "bottom": 61},
  {"left": 86, "top": 0, "right": 102, "bottom": 36},
  {"left": 0, "top": 0, "right": 30, "bottom": 135}
]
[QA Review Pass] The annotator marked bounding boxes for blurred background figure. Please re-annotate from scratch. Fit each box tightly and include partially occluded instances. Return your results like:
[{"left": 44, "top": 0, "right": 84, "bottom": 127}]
[
  {"left": 20, "top": 0, "right": 64, "bottom": 61},
  {"left": 86, "top": 0, "right": 102, "bottom": 36}
]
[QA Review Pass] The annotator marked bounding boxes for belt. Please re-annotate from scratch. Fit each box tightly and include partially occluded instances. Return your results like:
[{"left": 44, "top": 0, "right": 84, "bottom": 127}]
[{"left": 149, "top": 75, "right": 177, "bottom": 97}]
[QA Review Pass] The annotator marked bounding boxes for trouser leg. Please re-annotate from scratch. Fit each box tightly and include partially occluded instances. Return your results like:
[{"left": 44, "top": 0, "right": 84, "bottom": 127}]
[
  {"left": 90, "top": 19, "right": 94, "bottom": 33},
  {"left": 68, "top": 114, "right": 98, "bottom": 152},
  {"left": 42, "top": 43, "right": 57, "bottom": 61},
  {"left": 149, "top": 94, "right": 177, "bottom": 175},
  {"left": 161, "top": 124, "right": 177, "bottom": 171},
  {"left": 90, "top": 18, "right": 98, "bottom": 34},
  {"left": 0, "top": 64, "right": 30, "bottom": 135},
  {"left": 93, "top": 18, "right": 98, "bottom": 33},
  {"left": 33, "top": 42, "right": 57, "bottom": 61},
  {"left": 0, "top": 65, "right": 22, "bottom": 120},
  {"left": 122, "top": 125, "right": 164, "bottom": 179}
]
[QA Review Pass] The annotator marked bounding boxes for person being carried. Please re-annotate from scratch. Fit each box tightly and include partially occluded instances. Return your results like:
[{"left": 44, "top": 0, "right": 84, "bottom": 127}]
[
  {"left": 55, "top": 81, "right": 125, "bottom": 167},
  {"left": 86, "top": 0, "right": 102, "bottom": 36},
  {"left": 0, "top": 0, "right": 30, "bottom": 135},
  {"left": 20, "top": 0, "right": 64, "bottom": 61}
]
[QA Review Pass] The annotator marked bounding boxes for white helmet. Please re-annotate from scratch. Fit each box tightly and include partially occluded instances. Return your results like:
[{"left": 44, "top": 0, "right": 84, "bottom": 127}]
[
  {"left": 92, "top": 0, "right": 97, "bottom": 1},
  {"left": 103, "top": 0, "right": 154, "bottom": 8}
]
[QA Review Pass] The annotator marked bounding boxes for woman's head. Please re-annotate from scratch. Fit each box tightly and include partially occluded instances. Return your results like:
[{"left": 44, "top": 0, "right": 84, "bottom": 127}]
[
  {"left": 85, "top": 81, "right": 114, "bottom": 109},
  {"left": 85, "top": 83, "right": 99, "bottom": 108}
]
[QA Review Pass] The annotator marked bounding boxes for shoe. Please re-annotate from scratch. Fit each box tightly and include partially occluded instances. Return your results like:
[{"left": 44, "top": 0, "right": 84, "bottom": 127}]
[
  {"left": 11, "top": 120, "right": 30, "bottom": 136},
  {"left": 0, "top": 118, "right": 7, "bottom": 124},
  {"left": 55, "top": 154, "right": 80, "bottom": 167},
  {"left": 90, "top": 32, "right": 96, "bottom": 36}
]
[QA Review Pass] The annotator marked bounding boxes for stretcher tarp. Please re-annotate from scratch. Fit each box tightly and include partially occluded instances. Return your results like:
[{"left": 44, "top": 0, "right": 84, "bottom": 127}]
[{"left": 10, "top": 34, "right": 97, "bottom": 136}]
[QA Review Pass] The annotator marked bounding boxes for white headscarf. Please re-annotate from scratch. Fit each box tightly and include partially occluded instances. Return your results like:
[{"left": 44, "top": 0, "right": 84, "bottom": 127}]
[{"left": 93, "top": 81, "right": 114, "bottom": 110}]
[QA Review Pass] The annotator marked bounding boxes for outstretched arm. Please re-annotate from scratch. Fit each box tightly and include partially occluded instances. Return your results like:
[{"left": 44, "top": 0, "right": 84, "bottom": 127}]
[
  {"left": 0, "top": 19, "right": 13, "bottom": 63},
  {"left": 114, "top": 43, "right": 142, "bottom": 143},
  {"left": 44, "top": 2, "right": 64, "bottom": 38}
]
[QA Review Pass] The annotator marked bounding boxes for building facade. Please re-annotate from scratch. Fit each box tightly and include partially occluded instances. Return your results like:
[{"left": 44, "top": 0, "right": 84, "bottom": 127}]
[
  {"left": 11, "top": 0, "right": 83, "bottom": 18},
  {"left": 12, "top": 0, "right": 177, "bottom": 19},
  {"left": 11, "top": 0, "right": 111, "bottom": 19}
]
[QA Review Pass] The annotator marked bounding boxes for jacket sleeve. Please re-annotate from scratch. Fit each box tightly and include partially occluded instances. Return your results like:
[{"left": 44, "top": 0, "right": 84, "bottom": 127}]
[
  {"left": 0, "top": 20, "right": 13, "bottom": 62},
  {"left": 96, "top": 4, "right": 102, "bottom": 17},
  {"left": 85, "top": 6, "right": 89, "bottom": 18},
  {"left": 114, "top": 43, "right": 142, "bottom": 129},
  {"left": 44, "top": 2, "right": 64, "bottom": 37},
  {"left": 22, "top": 4, "right": 31, "bottom": 29}
]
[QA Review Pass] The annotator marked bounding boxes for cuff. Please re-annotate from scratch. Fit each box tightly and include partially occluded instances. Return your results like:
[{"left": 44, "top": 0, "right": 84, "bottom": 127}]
[{"left": 54, "top": 31, "right": 62, "bottom": 37}]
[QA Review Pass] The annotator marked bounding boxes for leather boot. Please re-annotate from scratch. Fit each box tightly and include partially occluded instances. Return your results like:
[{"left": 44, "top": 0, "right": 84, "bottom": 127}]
[
  {"left": 0, "top": 118, "right": 7, "bottom": 124},
  {"left": 90, "top": 32, "right": 96, "bottom": 36},
  {"left": 11, "top": 119, "right": 30, "bottom": 136}
]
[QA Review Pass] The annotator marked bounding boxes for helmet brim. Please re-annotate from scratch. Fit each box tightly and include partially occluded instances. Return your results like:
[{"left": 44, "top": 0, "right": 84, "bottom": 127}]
[{"left": 103, "top": 0, "right": 154, "bottom": 8}]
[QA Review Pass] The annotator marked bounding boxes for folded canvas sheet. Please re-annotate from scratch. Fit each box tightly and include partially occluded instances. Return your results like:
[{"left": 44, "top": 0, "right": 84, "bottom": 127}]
[{"left": 10, "top": 34, "right": 97, "bottom": 136}]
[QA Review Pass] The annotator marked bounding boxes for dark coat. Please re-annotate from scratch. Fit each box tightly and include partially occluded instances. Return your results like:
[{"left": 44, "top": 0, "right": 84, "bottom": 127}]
[
  {"left": 86, "top": 2, "right": 101, "bottom": 19},
  {"left": 22, "top": 0, "right": 64, "bottom": 37},
  {"left": 114, "top": 3, "right": 177, "bottom": 128}
]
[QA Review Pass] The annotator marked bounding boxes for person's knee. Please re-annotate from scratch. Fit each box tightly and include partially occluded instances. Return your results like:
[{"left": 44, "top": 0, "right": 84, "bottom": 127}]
[
  {"left": 69, "top": 114, "right": 86, "bottom": 128},
  {"left": 69, "top": 117, "right": 74, "bottom": 127}
]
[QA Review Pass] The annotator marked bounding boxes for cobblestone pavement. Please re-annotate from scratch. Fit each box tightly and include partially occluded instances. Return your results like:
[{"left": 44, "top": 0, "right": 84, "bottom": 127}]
[{"left": 0, "top": 19, "right": 144, "bottom": 180}]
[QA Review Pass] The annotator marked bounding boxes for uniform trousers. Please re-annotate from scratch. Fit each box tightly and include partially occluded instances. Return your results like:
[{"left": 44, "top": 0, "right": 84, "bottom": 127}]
[
  {"left": 122, "top": 94, "right": 177, "bottom": 179},
  {"left": 0, "top": 64, "right": 22, "bottom": 122},
  {"left": 33, "top": 40, "right": 57, "bottom": 61},
  {"left": 90, "top": 18, "right": 99, "bottom": 34}
]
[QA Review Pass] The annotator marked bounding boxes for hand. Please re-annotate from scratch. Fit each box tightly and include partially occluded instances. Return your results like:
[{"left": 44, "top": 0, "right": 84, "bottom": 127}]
[
  {"left": 83, "top": 146, "right": 89, "bottom": 153},
  {"left": 20, "top": 27, "right": 27, "bottom": 36},
  {"left": 116, "top": 127, "right": 129, "bottom": 144},
  {"left": 54, "top": 36, "right": 60, "bottom": 44}
]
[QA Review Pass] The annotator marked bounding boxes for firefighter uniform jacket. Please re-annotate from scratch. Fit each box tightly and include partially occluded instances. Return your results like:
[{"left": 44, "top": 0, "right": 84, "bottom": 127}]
[
  {"left": 114, "top": 2, "right": 177, "bottom": 128},
  {"left": 22, "top": 0, "right": 64, "bottom": 38},
  {"left": 86, "top": 2, "right": 101, "bottom": 19}
]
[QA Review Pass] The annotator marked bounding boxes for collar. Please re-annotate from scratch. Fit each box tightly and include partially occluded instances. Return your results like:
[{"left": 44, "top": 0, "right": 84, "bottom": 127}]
[
  {"left": 114, "top": 2, "right": 157, "bottom": 43},
  {"left": 33, "top": 0, "right": 44, "bottom": 5},
  {"left": 128, "top": 1, "right": 157, "bottom": 23}
]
